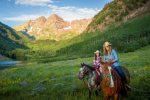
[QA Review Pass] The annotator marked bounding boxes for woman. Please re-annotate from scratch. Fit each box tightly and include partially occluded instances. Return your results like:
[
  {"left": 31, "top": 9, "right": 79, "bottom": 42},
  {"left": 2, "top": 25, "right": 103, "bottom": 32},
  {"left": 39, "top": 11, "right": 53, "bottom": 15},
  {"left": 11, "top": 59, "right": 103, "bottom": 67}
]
[
  {"left": 93, "top": 50, "right": 102, "bottom": 75},
  {"left": 103, "top": 41, "right": 126, "bottom": 82}
]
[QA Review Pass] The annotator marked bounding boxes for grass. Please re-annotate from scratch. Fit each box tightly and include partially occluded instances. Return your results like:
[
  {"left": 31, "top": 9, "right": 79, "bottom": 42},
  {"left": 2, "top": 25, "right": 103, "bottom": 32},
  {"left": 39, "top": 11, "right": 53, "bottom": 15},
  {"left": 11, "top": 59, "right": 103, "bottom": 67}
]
[{"left": 0, "top": 45, "right": 150, "bottom": 100}]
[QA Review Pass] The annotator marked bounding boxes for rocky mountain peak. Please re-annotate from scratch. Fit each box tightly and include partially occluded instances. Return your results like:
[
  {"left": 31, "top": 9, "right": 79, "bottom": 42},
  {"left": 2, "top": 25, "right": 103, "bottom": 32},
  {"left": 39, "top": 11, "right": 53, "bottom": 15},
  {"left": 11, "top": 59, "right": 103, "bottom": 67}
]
[
  {"left": 36, "top": 16, "right": 46, "bottom": 23},
  {"left": 47, "top": 14, "right": 64, "bottom": 22},
  {"left": 14, "top": 14, "right": 92, "bottom": 40}
]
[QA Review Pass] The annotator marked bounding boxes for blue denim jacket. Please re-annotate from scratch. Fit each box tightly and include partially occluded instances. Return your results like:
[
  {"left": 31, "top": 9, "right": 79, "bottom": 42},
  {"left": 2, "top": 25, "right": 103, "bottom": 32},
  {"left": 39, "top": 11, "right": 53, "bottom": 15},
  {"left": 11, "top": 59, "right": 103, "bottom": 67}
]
[{"left": 104, "top": 49, "right": 120, "bottom": 68}]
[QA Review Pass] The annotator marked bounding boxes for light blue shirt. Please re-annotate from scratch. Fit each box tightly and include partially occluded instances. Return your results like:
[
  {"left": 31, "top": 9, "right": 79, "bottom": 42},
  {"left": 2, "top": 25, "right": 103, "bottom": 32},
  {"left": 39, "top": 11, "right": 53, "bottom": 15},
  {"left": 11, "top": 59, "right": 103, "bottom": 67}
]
[{"left": 103, "top": 49, "right": 120, "bottom": 68}]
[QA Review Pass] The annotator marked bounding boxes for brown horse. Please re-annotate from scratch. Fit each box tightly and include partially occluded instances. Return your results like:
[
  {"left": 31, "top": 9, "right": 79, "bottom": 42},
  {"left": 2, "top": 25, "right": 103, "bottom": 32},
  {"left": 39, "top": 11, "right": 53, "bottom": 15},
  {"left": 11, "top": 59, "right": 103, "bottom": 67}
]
[{"left": 100, "top": 62, "right": 130, "bottom": 100}]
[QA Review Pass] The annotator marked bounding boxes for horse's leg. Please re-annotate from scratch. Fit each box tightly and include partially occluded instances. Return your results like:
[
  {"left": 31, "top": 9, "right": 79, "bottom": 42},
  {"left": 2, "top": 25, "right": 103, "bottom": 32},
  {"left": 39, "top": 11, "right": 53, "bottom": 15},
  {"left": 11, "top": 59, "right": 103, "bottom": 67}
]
[
  {"left": 119, "top": 95, "right": 124, "bottom": 100},
  {"left": 88, "top": 84, "right": 92, "bottom": 99},
  {"left": 95, "top": 90, "right": 100, "bottom": 100},
  {"left": 89, "top": 89, "right": 91, "bottom": 99},
  {"left": 104, "top": 95, "right": 110, "bottom": 100},
  {"left": 114, "top": 94, "right": 119, "bottom": 100},
  {"left": 95, "top": 90, "right": 98, "bottom": 96},
  {"left": 95, "top": 87, "right": 101, "bottom": 96}
]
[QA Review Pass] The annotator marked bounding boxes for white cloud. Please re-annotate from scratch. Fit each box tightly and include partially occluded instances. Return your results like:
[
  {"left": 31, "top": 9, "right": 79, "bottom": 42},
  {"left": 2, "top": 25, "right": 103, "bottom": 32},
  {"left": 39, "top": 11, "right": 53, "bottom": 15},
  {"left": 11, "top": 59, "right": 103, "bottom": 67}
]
[
  {"left": 15, "top": 0, "right": 53, "bottom": 6},
  {"left": 3, "top": 6, "right": 100, "bottom": 22},
  {"left": 48, "top": 5, "right": 100, "bottom": 21},
  {"left": 4, "top": 14, "right": 45, "bottom": 21},
  {"left": 4, "top": 0, "right": 101, "bottom": 24},
  {"left": 13, "top": 0, "right": 101, "bottom": 21}
]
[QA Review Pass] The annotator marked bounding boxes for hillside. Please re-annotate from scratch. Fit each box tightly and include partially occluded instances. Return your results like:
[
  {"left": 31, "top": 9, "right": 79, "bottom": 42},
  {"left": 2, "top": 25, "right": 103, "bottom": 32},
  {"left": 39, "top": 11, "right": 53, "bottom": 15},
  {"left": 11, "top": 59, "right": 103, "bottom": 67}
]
[
  {"left": 86, "top": 0, "right": 150, "bottom": 32},
  {"left": 43, "top": 0, "right": 150, "bottom": 62},
  {"left": 2, "top": 0, "right": 150, "bottom": 62},
  {"left": 0, "top": 22, "right": 31, "bottom": 60},
  {"left": 18, "top": 0, "right": 150, "bottom": 62},
  {"left": 14, "top": 14, "right": 91, "bottom": 40}
]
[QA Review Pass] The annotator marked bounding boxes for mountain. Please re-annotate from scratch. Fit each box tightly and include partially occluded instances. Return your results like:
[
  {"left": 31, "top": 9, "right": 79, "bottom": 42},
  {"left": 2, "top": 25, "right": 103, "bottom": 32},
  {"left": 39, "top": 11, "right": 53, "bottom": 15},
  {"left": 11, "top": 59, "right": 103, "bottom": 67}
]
[
  {"left": 9, "top": 0, "right": 150, "bottom": 61},
  {"left": 0, "top": 22, "right": 31, "bottom": 60},
  {"left": 0, "top": 22, "right": 25, "bottom": 50},
  {"left": 14, "top": 14, "right": 92, "bottom": 40},
  {"left": 51, "top": 0, "right": 150, "bottom": 61}
]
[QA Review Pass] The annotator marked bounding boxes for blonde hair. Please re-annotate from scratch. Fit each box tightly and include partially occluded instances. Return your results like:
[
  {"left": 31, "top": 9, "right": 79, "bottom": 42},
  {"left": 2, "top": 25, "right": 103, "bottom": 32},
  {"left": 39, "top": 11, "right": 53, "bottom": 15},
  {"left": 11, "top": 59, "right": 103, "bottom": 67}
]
[{"left": 103, "top": 42, "right": 112, "bottom": 55}]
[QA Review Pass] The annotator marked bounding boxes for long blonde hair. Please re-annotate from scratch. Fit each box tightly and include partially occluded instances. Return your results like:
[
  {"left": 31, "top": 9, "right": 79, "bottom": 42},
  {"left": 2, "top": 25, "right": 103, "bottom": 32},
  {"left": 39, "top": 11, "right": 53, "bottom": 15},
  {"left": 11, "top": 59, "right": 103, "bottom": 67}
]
[{"left": 103, "top": 42, "right": 112, "bottom": 55}]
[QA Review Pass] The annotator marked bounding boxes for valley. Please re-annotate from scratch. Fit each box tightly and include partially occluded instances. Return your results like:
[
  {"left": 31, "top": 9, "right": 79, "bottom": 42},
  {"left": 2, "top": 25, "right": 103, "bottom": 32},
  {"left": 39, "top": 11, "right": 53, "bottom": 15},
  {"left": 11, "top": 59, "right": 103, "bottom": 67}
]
[{"left": 0, "top": 0, "right": 150, "bottom": 100}]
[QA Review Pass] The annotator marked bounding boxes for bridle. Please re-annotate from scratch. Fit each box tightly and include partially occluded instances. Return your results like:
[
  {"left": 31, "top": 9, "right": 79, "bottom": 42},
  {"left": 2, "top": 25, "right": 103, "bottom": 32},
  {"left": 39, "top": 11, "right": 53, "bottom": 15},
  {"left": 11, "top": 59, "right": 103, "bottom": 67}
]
[{"left": 81, "top": 66, "right": 89, "bottom": 77}]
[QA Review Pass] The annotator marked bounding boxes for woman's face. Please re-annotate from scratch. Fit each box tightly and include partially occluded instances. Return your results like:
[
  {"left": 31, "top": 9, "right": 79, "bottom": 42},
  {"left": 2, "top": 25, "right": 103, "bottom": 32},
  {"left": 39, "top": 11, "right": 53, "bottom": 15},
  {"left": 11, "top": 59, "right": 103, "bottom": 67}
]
[{"left": 105, "top": 45, "right": 111, "bottom": 51}]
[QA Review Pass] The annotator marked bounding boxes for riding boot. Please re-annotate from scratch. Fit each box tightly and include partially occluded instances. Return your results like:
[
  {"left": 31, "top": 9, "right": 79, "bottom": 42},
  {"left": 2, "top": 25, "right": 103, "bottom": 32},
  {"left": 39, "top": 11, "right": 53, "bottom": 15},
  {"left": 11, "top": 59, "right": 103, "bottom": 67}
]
[
  {"left": 124, "top": 76, "right": 131, "bottom": 91},
  {"left": 125, "top": 83, "right": 131, "bottom": 91}
]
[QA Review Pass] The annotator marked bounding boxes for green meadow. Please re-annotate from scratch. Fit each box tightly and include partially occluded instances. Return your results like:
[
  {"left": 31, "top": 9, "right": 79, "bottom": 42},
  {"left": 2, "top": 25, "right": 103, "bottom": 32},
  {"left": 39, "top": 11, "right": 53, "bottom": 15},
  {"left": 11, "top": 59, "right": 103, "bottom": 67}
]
[{"left": 0, "top": 46, "right": 149, "bottom": 100}]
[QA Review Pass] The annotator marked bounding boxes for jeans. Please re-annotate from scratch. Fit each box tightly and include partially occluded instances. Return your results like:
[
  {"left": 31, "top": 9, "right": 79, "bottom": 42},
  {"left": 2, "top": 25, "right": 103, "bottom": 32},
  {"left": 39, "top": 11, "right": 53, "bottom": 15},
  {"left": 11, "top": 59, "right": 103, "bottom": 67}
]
[{"left": 113, "top": 66, "right": 126, "bottom": 81}]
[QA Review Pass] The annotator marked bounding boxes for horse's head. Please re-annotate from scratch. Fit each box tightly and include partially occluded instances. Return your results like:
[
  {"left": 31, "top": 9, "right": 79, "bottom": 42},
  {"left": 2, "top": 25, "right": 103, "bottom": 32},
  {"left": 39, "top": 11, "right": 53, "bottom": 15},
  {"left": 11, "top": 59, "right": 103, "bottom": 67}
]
[
  {"left": 100, "top": 62, "right": 117, "bottom": 87},
  {"left": 101, "top": 62, "right": 112, "bottom": 71},
  {"left": 78, "top": 63, "right": 91, "bottom": 80}
]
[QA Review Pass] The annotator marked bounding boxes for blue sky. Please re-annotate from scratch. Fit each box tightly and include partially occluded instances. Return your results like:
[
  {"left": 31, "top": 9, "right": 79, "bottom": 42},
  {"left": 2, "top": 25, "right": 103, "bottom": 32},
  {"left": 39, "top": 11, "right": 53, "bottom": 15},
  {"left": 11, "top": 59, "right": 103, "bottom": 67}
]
[{"left": 0, "top": 0, "right": 112, "bottom": 27}]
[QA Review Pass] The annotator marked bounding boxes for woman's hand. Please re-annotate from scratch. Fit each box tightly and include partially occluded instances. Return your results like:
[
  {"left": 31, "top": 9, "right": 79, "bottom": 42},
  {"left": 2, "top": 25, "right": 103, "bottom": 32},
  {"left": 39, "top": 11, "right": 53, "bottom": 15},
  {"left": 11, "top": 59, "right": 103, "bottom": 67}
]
[
  {"left": 109, "top": 60, "right": 117, "bottom": 64},
  {"left": 108, "top": 61, "right": 113, "bottom": 65}
]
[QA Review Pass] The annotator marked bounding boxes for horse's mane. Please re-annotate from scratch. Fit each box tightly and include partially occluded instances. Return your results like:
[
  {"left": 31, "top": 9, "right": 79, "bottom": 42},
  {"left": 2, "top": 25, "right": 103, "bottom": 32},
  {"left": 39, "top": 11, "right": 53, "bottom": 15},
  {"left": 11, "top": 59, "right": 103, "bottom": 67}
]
[{"left": 84, "top": 64, "right": 95, "bottom": 71}]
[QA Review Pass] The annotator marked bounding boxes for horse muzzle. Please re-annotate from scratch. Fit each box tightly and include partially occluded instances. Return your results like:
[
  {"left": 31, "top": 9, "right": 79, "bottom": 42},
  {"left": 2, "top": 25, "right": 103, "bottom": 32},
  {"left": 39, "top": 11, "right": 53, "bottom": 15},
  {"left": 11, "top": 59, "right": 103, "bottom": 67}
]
[{"left": 78, "top": 72, "right": 84, "bottom": 80}]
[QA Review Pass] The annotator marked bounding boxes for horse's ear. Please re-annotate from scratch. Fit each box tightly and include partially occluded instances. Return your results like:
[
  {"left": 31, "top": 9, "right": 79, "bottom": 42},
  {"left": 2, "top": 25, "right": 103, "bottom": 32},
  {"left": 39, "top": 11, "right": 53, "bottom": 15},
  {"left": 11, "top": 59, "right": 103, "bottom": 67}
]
[
  {"left": 83, "top": 62, "right": 85, "bottom": 65},
  {"left": 81, "top": 63, "right": 83, "bottom": 67},
  {"left": 81, "top": 62, "right": 85, "bottom": 67}
]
